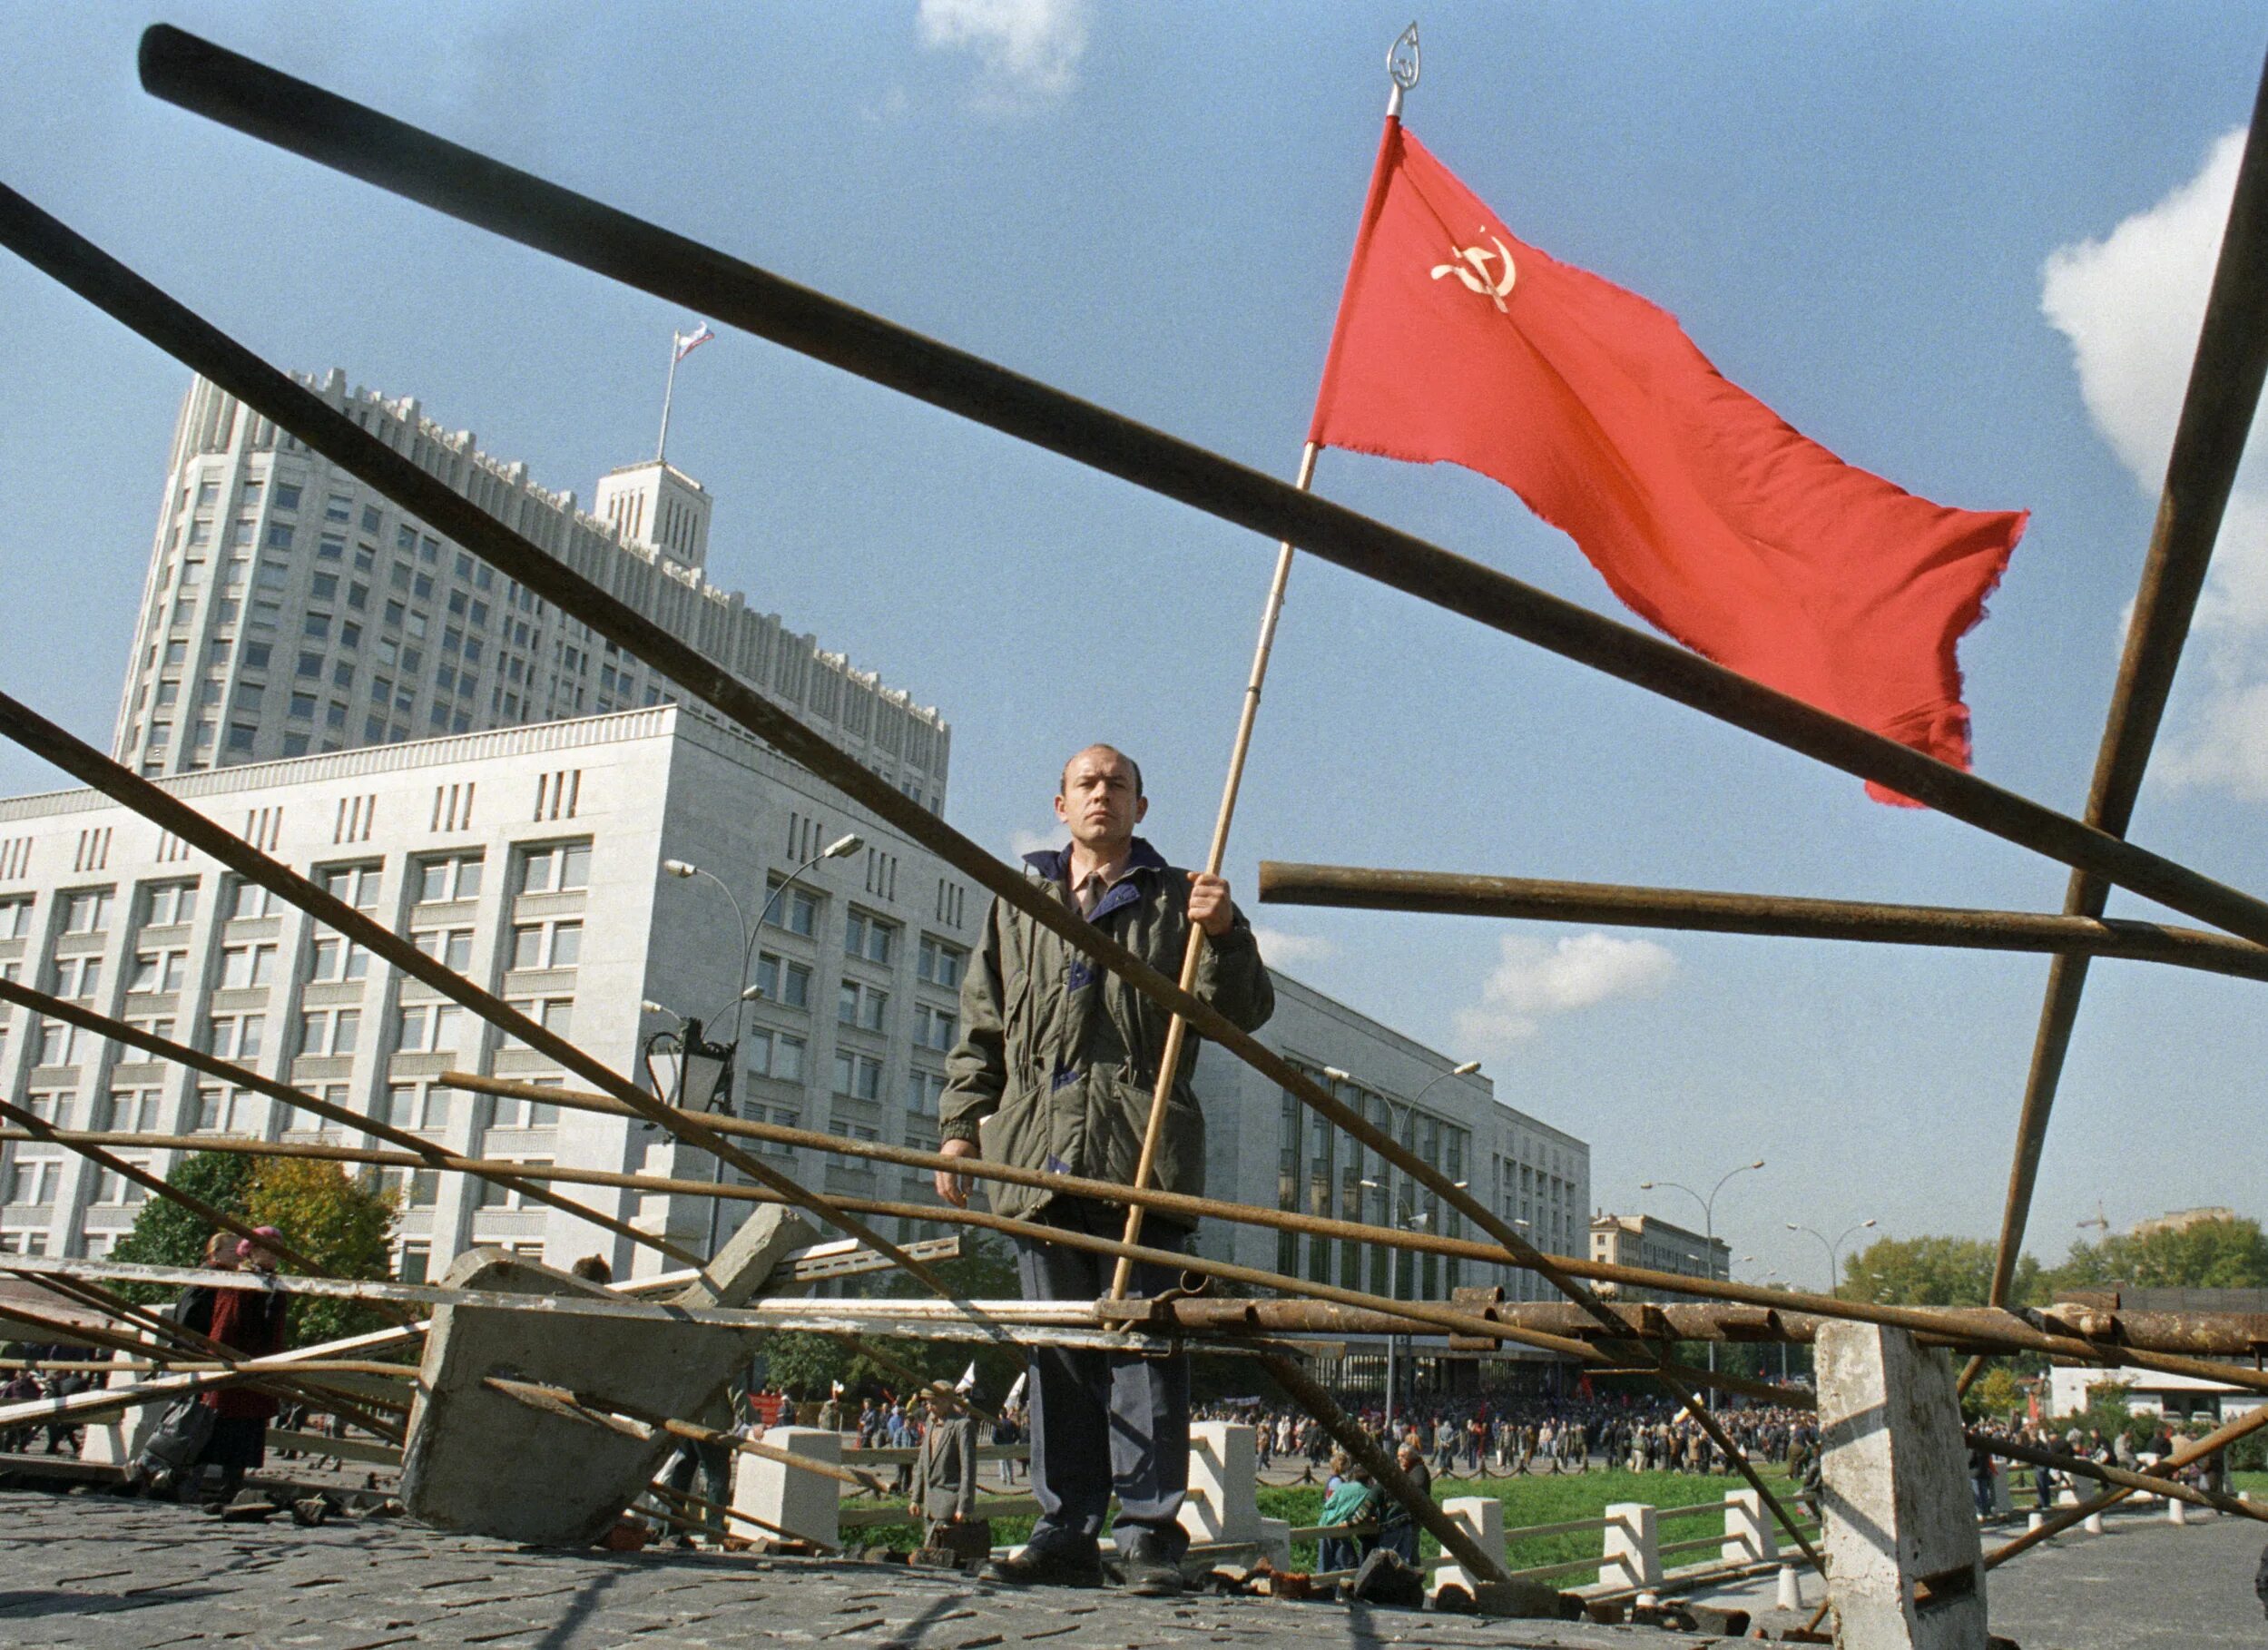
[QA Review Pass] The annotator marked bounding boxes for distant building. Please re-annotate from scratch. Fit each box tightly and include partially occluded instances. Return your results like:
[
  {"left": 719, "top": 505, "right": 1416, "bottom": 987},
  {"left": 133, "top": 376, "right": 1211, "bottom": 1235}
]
[
  {"left": 2128, "top": 1206, "right": 2238, "bottom": 1238},
  {"left": 2046, "top": 1287, "right": 2268, "bottom": 1421},
  {"left": 110, "top": 372, "right": 950, "bottom": 811},
  {"left": 1589, "top": 1212, "right": 1730, "bottom": 1300}
]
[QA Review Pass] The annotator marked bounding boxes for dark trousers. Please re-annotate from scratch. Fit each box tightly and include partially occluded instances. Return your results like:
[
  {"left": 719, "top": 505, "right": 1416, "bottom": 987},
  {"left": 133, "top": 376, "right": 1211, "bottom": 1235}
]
[{"left": 1015, "top": 1198, "right": 1189, "bottom": 1557}]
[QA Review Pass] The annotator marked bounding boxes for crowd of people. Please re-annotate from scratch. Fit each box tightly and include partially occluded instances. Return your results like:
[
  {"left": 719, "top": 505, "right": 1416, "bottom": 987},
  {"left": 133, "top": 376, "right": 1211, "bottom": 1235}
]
[
  {"left": 1202, "top": 1384, "right": 1819, "bottom": 1484},
  {"left": 1965, "top": 1416, "right": 2233, "bottom": 1514}
]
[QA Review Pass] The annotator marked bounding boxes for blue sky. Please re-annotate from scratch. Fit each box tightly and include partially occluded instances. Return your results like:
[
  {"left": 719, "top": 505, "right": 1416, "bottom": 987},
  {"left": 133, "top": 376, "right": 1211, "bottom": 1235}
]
[{"left": 2, "top": 3, "right": 2263, "bottom": 1291}]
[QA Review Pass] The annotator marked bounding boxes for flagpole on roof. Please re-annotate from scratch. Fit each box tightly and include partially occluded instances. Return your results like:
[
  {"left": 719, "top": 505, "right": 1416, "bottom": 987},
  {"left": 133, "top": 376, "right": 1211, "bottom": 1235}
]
[
  {"left": 1107, "top": 23, "right": 1421, "bottom": 1301},
  {"left": 656, "top": 330, "right": 679, "bottom": 464}
]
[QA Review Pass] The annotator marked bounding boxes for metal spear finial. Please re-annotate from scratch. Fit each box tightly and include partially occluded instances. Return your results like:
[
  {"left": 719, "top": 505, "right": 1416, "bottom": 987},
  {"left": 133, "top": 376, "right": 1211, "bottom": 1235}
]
[{"left": 1387, "top": 22, "right": 1420, "bottom": 118}]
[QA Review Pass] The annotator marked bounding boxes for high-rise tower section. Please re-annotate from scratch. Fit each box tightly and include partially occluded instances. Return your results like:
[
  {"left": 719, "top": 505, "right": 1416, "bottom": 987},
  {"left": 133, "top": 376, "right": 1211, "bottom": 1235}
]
[{"left": 112, "top": 370, "right": 950, "bottom": 810}]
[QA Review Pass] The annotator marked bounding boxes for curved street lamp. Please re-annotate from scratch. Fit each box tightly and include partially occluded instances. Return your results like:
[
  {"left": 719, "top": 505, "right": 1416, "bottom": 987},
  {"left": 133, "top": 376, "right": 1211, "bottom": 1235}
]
[
  {"left": 1637, "top": 1158, "right": 1765, "bottom": 1401},
  {"left": 1787, "top": 1217, "right": 1878, "bottom": 1298}
]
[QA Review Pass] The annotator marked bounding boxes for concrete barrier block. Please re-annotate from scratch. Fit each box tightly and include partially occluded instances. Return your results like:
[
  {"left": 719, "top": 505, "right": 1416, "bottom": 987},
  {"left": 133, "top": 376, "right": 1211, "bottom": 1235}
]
[
  {"left": 400, "top": 1204, "right": 816, "bottom": 1547},
  {"left": 1257, "top": 1516, "right": 1291, "bottom": 1570},
  {"left": 732, "top": 1424, "right": 840, "bottom": 1548},
  {"left": 1179, "top": 1421, "right": 1257, "bottom": 1547},
  {"left": 1816, "top": 1321, "right": 1988, "bottom": 1650},
  {"left": 1430, "top": 1494, "right": 1505, "bottom": 1597},
  {"left": 1601, "top": 1500, "right": 1660, "bottom": 1592},
  {"left": 1723, "top": 1486, "right": 1777, "bottom": 1567}
]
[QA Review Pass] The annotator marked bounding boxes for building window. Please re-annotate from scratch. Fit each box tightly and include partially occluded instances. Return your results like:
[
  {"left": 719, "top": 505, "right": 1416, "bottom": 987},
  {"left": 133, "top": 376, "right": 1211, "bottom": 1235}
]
[
  {"left": 474, "top": 1160, "right": 551, "bottom": 1211},
  {"left": 508, "top": 919, "right": 581, "bottom": 970},
  {"left": 905, "top": 1067, "right": 946, "bottom": 1116},
  {"left": 308, "top": 936, "right": 371, "bottom": 983},
  {"left": 298, "top": 1007, "right": 361, "bottom": 1057},
  {"left": 517, "top": 840, "right": 593, "bottom": 895},
  {"left": 410, "top": 927, "right": 475, "bottom": 973},
  {"left": 127, "top": 949, "right": 187, "bottom": 995},
  {"left": 836, "top": 979, "right": 889, "bottom": 1033},
  {"left": 226, "top": 879, "right": 279, "bottom": 921},
  {"left": 747, "top": 1028, "right": 806, "bottom": 1082},
  {"left": 763, "top": 878, "right": 819, "bottom": 938},
  {"left": 92, "top": 1164, "right": 151, "bottom": 1207},
  {"left": 219, "top": 943, "right": 278, "bottom": 989},
  {"left": 33, "top": 1021, "right": 79, "bottom": 1066},
  {"left": 912, "top": 1003, "right": 957, "bottom": 1052},
  {"left": 192, "top": 1085, "right": 255, "bottom": 1134},
  {"left": 50, "top": 955, "right": 102, "bottom": 1000},
  {"left": 487, "top": 1079, "right": 561, "bottom": 1130},
  {"left": 100, "top": 1089, "right": 162, "bottom": 1132},
  {"left": 500, "top": 997, "right": 573, "bottom": 1048},
  {"left": 205, "top": 1013, "right": 265, "bottom": 1062},
  {"left": 61, "top": 889, "right": 114, "bottom": 934},
  {"left": 752, "top": 952, "right": 810, "bottom": 1009},
  {"left": 378, "top": 1167, "right": 441, "bottom": 1210},
  {"left": 383, "top": 1082, "right": 454, "bottom": 1132},
  {"left": 317, "top": 862, "right": 382, "bottom": 909},
  {"left": 394, "top": 1003, "right": 470, "bottom": 1056},
  {"left": 831, "top": 1050, "right": 884, "bottom": 1102},
  {"left": 5, "top": 1158, "right": 61, "bottom": 1206},
  {"left": 843, "top": 909, "right": 897, "bottom": 966},
  {"left": 142, "top": 880, "right": 199, "bottom": 928},
  {"left": 414, "top": 852, "right": 485, "bottom": 904},
  {"left": 0, "top": 899, "right": 31, "bottom": 941},
  {"left": 917, "top": 937, "right": 966, "bottom": 988}
]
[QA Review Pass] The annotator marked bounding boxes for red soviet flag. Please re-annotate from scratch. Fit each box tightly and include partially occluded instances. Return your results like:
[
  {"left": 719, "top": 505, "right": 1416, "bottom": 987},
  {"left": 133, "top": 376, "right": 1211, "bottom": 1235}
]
[{"left": 1310, "top": 123, "right": 2027, "bottom": 803}]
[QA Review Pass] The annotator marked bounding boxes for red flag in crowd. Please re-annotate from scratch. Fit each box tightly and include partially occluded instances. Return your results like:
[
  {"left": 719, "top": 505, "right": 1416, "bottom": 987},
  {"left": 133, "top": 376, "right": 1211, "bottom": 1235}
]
[{"left": 1309, "top": 122, "right": 2027, "bottom": 803}]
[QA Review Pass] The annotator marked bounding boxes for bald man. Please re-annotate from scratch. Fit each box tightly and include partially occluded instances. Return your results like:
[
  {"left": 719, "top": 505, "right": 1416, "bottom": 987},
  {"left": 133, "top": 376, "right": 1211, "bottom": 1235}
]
[{"left": 938, "top": 744, "right": 1273, "bottom": 1593}]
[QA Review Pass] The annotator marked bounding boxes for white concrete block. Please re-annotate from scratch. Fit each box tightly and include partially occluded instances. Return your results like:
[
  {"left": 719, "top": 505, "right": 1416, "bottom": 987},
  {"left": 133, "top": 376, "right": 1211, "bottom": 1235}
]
[
  {"left": 1776, "top": 1564, "right": 1804, "bottom": 1611},
  {"left": 1600, "top": 1500, "right": 1660, "bottom": 1592},
  {"left": 1178, "top": 1421, "right": 1257, "bottom": 1547},
  {"left": 2082, "top": 1510, "right": 2104, "bottom": 1535},
  {"left": 1257, "top": 1516, "right": 1291, "bottom": 1571},
  {"left": 2167, "top": 1496, "right": 2187, "bottom": 1527},
  {"left": 1723, "top": 1486, "right": 1778, "bottom": 1567},
  {"left": 1816, "top": 1321, "right": 1988, "bottom": 1650},
  {"left": 1430, "top": 1495, "right": 1505, "bottom": 1596},
  {"left": 732, "top": 1425, "right": 840, "bottom": 1549}
]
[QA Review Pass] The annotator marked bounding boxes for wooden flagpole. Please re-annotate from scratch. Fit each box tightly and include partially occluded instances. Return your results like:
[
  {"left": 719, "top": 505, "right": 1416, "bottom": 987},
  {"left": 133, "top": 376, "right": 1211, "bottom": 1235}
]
[{"left": 1109, "top": 23, "right": 1421, "bottom": 1299}]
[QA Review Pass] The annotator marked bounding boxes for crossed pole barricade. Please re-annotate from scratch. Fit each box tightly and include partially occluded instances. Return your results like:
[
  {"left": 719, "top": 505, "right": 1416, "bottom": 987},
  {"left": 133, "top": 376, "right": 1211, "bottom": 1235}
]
[{"left": 0, "top": 20, "right": 2260, "bottom": 1612}]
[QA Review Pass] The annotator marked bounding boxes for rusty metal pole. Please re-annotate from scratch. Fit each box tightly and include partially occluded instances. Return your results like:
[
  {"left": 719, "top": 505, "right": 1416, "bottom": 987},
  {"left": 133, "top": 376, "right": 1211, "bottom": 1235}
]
[{"left": 1978, "top": 50, "right": 2268, "bottom": 1352}]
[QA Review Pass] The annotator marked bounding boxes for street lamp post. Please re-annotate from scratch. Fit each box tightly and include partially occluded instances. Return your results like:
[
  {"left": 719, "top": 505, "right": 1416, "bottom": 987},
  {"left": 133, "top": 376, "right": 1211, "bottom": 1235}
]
[
  {"left": 1637, "top": 1158, "right": 1765, "bottom": 1406},
  {"left": 1786, "top": 1217, "right": 1878, "bottom": 1297},
  {"left": 658, "top": 832, "right": 863, "bottom": 1255}
]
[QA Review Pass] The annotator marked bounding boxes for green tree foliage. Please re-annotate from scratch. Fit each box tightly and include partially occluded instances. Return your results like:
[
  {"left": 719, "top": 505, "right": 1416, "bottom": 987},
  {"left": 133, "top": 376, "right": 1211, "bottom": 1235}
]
[
  {"left": 108, "top": 1150, "right": 257, "bottom": 1305},
  {"left": 246, "top": 1160, "right": 398, "bottom": 1347},
  {"left": 759, "top": 1233, "right": 1024, "bottom": 1404},
  {"left": 1841, "top": 1234, "right": 2042, "bottom": 1308},
  {"left": 2043, "top": 1215, "right": 2268, "bottom": 1293},
  {"left": 101, "top": 1151, "right": 396, "bottom": 1346},
  {"left": 1961, "top": 1364, "right": 2026, "bottom": 1422}
]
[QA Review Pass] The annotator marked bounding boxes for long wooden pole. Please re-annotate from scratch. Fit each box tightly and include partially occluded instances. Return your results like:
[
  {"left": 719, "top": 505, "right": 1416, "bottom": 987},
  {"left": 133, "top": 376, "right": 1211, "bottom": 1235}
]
[
  {"left": 1256, "top": 862, "right": 2268, "bottom": 982},
  {"left": 1112, "top": 446, "right": 1315, "bottom": 1298},
  {"left": 115, "top": 25, "right": 2268, "bottom": 955}
]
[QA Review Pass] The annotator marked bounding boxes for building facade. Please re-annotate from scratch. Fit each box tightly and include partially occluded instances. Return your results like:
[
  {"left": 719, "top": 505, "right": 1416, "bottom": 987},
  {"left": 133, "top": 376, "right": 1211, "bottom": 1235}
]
[
  {"left": 0, "top": 710, "right": 1594, "bottom": 1310},
  {"left": 1589, "top": 1212, "right": 1731, "bottom": 1300},
  {"left": 110, "top": 373, "right": 949, "bottom": 812}
]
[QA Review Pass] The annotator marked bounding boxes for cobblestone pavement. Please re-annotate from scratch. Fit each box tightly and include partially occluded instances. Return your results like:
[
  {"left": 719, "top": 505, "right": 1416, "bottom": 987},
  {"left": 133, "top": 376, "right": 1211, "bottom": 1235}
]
[
  {"left": 0, "top": 1489, "right": 1731, "bottom": 1650},
  {"left": 4, "top": 1487, "right": 2259, "bottom": 1647}
]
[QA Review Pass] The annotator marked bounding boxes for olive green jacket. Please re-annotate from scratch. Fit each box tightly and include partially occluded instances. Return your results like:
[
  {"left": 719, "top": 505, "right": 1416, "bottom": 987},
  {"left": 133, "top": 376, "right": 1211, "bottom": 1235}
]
[{"left": 939, "top": 839, "right": 1274, "bottom": 1223}]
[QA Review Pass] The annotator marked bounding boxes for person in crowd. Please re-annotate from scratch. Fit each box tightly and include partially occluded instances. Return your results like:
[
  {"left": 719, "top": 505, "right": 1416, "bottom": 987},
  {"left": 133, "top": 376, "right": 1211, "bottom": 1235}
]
[
  {"left": 1317, "top": 1463, "right": 1378, "bottom": 1573},
  {"left": 191, "top": 1227, "right": 291, "bottom": 1507}
]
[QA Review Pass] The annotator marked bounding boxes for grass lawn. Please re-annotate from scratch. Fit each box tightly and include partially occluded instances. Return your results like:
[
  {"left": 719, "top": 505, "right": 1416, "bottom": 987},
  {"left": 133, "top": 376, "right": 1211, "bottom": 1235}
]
[
  {"left": 836, "top": 1467, "right": 1809, "bottom": 1572},
  {"left": 1260, "top": 1467, "right": 1806, "bottom": 1573},
  {"left": 2234, "top": 1471, "right": 2266, "bottom": 1496}
]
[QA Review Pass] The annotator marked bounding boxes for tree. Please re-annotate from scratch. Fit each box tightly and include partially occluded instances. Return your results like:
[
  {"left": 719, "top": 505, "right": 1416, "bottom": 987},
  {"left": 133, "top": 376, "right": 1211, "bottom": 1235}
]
[
  {"left": 1962, "top": 1364, "right": 2025, "bottom": 1422},
  {"left": 245, "top": 1160, "right": 398, "bottom": 1346},
  {"left": 2043, "top": 1216, "right": 2268, "bottom": 1294},
  {"left": 101, "top": 1151, "right": 397, "bottom": 1346},
  {"left": 108, "top": 1150, "right": 257, "bottom": 1305},
  {"left": 1841, "top": 1234, "right": 2042, "bottom": 1309}
]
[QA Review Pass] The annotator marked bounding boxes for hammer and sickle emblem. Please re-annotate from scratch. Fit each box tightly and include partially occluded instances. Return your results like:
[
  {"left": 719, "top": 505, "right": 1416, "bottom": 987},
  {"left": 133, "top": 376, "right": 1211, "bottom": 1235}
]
[{"left": 1430, "top": 232, "right": 1517, "bottom": 312}]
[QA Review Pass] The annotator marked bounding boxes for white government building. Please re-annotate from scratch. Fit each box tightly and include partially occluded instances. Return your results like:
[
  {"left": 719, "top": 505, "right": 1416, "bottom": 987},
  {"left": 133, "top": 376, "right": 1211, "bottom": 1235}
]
[{"left": 0, "top": 372, "right": 1590, "bottom": 1361}]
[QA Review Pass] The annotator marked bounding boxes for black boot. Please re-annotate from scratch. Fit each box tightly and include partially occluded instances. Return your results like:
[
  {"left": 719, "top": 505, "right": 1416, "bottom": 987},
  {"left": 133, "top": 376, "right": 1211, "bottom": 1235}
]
[{"left": 980, "top": 1537, "right": 1105, "bottom": 1589}]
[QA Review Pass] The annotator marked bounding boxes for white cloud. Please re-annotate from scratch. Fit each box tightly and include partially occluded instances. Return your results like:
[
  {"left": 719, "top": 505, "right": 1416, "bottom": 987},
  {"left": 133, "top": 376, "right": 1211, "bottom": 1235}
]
[
  {"left": 1453, "top": 932, "right": 1676, "bottom": 1047},
  {"left": 918, "top": 0, "right": 1090, "bottom": 112},
  {"left": 1250, "top": 926, "right": 1340, "bottom": 969},
  {"left": 2042, "top": 129, "right": 2268, "bottom": 799},
  {"left": 1007, "top": 824, "right": 1062, "bottom": 859}
]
